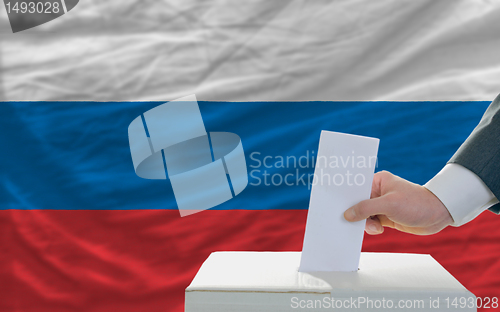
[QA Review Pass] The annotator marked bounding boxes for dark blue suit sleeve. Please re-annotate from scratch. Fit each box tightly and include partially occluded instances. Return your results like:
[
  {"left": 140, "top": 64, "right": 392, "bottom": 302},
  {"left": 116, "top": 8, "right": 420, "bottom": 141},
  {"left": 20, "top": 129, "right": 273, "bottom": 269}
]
[{"left": 448, "top": 93, "right": 500, "bottom": 214}]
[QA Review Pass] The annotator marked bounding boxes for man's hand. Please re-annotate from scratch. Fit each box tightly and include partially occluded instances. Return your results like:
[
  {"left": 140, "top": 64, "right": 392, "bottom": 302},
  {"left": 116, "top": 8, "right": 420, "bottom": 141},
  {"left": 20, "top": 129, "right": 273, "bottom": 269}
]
[{"left": 343, "top": 171, "right": 454, "bottom": 235}]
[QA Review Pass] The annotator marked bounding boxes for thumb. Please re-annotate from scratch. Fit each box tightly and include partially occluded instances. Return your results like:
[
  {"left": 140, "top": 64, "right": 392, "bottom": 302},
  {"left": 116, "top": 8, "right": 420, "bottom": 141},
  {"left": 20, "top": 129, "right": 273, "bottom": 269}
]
[{"left": 344, "top": 196, "right": 393, "bottom": 222}]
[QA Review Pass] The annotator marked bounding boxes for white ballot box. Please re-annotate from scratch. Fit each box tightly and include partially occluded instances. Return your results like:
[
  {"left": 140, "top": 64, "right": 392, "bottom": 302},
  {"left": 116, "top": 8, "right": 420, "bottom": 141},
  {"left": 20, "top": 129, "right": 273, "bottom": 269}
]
[{"left": 185, "top": 252, "right": 476, "bottom": 312}]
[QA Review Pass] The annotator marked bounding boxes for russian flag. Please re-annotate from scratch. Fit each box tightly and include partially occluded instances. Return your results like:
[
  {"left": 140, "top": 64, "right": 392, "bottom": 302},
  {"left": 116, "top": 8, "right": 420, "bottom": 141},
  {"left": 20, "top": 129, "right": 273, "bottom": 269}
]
[{"left": 1, "top": 1, "right": 500, "bottom": 312}]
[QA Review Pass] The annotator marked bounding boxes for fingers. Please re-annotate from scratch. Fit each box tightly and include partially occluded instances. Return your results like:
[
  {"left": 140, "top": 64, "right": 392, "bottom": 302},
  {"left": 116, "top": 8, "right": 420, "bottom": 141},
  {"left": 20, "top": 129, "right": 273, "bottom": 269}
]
[
  {"left": 365, "top": 216, "right": 383, "bottom": 235},
  {"left": 344, "top": 195, "right": 394, "bottom": 222},
  {"left": 370, "top": 173, "right": 382, "bottom": 199},
  {"left": 370, "top": 170, "right": 392, "bottom": 199},
  {"left": 377, "top": 214, "right": 396, "bottom": 229}
]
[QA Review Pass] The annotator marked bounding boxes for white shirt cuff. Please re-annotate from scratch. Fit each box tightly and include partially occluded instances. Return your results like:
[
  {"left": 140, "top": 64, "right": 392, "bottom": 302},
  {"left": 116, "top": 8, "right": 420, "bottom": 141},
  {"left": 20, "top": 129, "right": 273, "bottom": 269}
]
[{"left": 424, "top": 163, "right": 499, "bottom": 227}]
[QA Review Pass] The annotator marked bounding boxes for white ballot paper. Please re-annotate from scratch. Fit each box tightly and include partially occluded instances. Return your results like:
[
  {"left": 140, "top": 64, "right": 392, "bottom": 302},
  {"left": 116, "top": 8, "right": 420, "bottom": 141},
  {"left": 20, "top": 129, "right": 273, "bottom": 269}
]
[{"left": 299, "top": 131, "right": 379, "bottom": 272}]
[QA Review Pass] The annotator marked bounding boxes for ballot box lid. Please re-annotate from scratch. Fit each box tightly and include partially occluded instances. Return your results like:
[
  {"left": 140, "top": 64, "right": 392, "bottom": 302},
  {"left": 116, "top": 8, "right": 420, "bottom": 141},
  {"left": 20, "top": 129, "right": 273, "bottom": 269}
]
[
  {"left": 186, "top": 252, "right": 476, "bottom": 312},
  {"left": 186, "top": 251, "right": 471, "bottom": 294}
]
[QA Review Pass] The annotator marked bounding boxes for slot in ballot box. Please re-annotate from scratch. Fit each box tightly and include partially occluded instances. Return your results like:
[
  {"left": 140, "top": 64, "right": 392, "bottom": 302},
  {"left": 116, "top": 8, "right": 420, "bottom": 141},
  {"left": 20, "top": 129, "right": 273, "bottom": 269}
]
[{"left": 185, "top": 252, "right": 476, "bottom": 312}]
